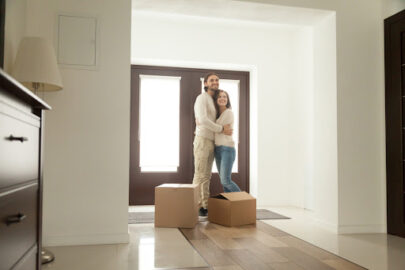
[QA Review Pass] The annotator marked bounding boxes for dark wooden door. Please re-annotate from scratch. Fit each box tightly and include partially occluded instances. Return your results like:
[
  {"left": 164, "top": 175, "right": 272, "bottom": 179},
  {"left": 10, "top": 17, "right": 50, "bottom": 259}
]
[
  {"left": 0, "top": 0, "right": 5, "bottom": 69},
  {"left": 385, "top": 9, "right": 405, "bottom": 238},
  {"left": 129, "top": 66, "right": 249, "bottom": 205}
]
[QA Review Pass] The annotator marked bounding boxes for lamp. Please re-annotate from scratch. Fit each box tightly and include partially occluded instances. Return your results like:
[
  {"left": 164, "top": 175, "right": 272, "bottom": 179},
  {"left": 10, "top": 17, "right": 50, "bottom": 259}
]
[
  {"left": 12, "top": 37, "right": 62, "bottom": 265},
  {"left": 12, "top": 36, "right": 63, "bottom": 94}
]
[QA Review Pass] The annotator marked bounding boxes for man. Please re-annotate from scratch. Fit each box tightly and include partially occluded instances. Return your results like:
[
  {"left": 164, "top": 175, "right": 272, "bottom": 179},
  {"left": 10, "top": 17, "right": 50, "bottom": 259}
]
[{"left": 193, "top": 72, "right": 232, "bottom": 216}]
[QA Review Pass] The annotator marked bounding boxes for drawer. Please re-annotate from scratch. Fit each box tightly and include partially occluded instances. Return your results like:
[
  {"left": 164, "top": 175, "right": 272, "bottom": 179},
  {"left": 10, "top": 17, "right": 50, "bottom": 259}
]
[
  {"left": 0, "top": 111, "right": 40, "bottom": 190},
  {"left": 0, "top": 183, "right": 38, "bottom": 270},
  {"left": 12, "top": 246, "right": 38, "bottom": 270}
]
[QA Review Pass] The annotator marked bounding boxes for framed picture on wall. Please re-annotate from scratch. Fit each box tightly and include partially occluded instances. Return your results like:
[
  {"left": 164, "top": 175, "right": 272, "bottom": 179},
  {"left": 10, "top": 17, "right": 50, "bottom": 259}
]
[{"left": 56, "top": 13, "right": 99, "bottom": 70}]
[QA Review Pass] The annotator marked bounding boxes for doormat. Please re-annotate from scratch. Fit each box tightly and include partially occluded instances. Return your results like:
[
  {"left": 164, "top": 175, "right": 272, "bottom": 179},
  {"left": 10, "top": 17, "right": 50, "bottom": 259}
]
[{"left": 128, "top": 209, "right": 290, "bottom": 224}]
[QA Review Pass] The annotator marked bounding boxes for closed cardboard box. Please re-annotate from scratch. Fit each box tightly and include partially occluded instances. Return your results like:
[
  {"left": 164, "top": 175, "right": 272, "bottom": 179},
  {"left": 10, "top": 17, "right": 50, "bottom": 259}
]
[
  {"left": 154, "top": 183, "right": 199, "bottom": 228},
  {"left": 208, "top": 191, "right": 256, "bottom": 227}
]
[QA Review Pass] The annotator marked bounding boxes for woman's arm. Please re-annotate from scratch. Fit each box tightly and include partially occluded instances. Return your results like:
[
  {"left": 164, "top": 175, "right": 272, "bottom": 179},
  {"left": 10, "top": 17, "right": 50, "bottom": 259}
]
[{"left": 222, "top": 109, "right": 234, "bottom": 126}]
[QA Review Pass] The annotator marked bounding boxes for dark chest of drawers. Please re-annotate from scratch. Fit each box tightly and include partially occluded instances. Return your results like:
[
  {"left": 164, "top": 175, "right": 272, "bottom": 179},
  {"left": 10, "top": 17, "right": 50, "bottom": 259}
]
[{"left": 0, "top": 69, "right": 50, "bottom": 270}]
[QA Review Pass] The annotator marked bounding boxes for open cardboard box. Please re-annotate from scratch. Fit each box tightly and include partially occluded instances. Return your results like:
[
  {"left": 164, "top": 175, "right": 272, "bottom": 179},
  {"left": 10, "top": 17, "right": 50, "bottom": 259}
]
[{"left": 208, "top": 191, "right": 256, "bottom": 227}]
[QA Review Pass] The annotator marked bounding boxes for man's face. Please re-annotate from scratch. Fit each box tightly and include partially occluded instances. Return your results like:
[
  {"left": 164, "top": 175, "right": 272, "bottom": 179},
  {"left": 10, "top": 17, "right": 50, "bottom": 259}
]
[{"left": 204, "top": 75, "right": 219, "bottom": 91}]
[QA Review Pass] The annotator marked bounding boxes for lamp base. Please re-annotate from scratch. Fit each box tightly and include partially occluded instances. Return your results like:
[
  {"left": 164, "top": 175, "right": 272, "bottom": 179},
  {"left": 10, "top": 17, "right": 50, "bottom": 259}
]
[{"left": 41, "top": 248, "right": 55, "bottom": 264}]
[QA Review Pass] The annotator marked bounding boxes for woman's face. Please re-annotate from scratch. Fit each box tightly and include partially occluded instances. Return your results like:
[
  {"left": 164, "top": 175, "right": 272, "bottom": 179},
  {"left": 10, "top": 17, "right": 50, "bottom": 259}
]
[{"left": 217, "top": 92, "right": 228, "bottom": 107}]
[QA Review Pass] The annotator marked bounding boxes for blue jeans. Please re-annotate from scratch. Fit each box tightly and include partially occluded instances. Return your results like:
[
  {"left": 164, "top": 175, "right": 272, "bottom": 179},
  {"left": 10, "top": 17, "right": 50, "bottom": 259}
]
[{"left": 215, "top": 146, "right": 241, "bottom": 193}]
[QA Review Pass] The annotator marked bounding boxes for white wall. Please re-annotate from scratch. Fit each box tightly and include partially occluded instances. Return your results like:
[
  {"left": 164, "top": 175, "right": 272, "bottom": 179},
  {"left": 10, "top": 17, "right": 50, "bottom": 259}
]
[
  {"left": 21, "top": 0, "right": 131, "bottom": 246},
  {"left": 334, "top": 2, "right": 386, "bottom": 234},
  {"left": 256, "top": 0, "right": 386, "bottom": 233},
  {"left": 288, "top": 27, "right": 314, "bottom": 210},
  {"left": 313, "top": 13, "right": 338, "bottom": 229},
  {"left": 3, "top": 0, "right": 27, "bottom": 73},
  {"left": 382, "top": 0, "right": 405, "bottom": 18},
  {"left": 132, "top": 11, "right": 316, "bottom": 210}
]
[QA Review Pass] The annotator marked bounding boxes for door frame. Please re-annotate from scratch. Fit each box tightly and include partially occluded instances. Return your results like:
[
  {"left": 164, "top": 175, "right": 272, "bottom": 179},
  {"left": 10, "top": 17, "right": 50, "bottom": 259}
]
[
  {"left": 385, "top": 9, "right": 405, "bottom": 238},
  {"left": 129, "top": 65, "right": 250, "bottom": 205}
]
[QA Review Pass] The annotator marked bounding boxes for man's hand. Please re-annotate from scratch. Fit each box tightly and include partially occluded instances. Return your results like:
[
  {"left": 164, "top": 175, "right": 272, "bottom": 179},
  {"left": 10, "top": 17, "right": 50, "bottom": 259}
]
[{"left": 223, "top": 124, "right": 233, "bottom": 136}]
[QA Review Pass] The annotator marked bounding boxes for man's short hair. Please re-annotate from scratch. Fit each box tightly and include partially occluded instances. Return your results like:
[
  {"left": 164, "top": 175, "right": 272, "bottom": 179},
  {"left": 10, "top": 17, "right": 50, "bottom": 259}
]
[{"left": 203, "top": 72, "right": 219, "bottom": 92}]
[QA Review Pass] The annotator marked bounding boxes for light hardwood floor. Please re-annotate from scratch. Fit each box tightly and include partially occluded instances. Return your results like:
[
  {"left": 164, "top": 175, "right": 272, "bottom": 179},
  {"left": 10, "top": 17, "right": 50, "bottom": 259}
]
[{"left": 181, "top": 221, "right": 366, "bottom": 270}]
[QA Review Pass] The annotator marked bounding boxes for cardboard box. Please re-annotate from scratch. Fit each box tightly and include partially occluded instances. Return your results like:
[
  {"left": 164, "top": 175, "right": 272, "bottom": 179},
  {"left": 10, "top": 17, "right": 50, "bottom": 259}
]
[
  {"left": 208, "top": 191, "right": 256, "bottom": 227},
  {"left": 154, "top": 183, "right": 199, "bottom": 228}
]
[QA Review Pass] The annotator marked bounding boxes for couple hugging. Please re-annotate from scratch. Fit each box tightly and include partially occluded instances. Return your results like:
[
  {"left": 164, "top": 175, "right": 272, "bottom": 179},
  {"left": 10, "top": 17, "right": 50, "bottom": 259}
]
[{"left": 193, "top": 72, "right": 241, "bottom": 217}]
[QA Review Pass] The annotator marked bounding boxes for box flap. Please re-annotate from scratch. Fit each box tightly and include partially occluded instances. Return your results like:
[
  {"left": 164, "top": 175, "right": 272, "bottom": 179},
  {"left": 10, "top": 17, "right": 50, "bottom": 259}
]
[
  {"left": 219, "top": 191, "right": 254, "bottom": 201},
  {"left": 157, "top": 183, "right": 198, "bottom": 189},
  {"left": 211, "top": 194, "right": 227, "bottom": 200}
]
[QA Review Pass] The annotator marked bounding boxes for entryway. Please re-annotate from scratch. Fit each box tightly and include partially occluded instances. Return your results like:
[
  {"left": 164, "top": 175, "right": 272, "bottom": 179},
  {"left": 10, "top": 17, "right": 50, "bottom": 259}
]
[{"left": 129, "top": 65, "right": 249, "bottom": 205}]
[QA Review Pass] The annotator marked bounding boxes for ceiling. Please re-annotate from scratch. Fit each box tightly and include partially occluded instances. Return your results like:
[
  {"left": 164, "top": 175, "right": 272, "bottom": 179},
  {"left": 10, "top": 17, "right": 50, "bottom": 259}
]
[{"left": 132, "top": 0, "right": 333, "bottom": 26}]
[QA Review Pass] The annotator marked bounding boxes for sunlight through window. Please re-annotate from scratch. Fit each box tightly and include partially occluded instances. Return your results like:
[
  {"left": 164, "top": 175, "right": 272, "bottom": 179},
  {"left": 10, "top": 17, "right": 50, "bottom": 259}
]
[{"left": 140, "top": 75, "right": 180, "bottom": 172}]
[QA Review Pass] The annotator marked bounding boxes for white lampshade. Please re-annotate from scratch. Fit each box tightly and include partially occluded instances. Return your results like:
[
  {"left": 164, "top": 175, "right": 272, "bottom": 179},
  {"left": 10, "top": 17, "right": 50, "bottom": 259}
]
[{"left": 13, "top": 37, "right": 63, "bottom": 92}]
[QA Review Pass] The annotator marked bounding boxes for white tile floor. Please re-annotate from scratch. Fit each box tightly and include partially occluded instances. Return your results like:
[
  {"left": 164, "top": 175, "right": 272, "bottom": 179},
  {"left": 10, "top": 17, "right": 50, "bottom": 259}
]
[
  {"left": 43, "top": 222, "right": 208, "bottom": 270},
  {"left": 43, "top": 206, "right": 405, "bottom": 270},
  {"left": 263, "top": 206, "right": 405, "bottom": 270}
]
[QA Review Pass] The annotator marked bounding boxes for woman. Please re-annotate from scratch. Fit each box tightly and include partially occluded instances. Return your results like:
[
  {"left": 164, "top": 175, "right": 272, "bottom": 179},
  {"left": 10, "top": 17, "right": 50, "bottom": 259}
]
[{"left": 213, "top": 90, "right": 241, "bottom": 193}]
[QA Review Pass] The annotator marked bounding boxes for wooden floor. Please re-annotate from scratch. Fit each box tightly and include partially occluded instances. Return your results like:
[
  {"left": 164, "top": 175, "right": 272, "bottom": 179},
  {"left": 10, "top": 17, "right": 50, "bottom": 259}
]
[{"left": 180, "top": 221, "right": 367, "bottom": 270}]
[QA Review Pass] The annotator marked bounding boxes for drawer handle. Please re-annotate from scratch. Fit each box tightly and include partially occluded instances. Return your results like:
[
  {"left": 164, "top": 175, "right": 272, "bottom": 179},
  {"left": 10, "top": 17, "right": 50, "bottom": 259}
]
[
  {"left": 6, "top": 135, "right": 28, "bottom": 143},
  {"left": 6, "top": 213, "right": 26, "bottom": 225}
]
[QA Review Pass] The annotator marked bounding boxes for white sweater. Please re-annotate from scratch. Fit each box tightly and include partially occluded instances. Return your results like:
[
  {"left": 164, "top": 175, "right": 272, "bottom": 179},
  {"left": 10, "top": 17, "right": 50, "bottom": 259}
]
[
  {"left": 194, "top": 91, "right": 223, "bottom": 141},
  {"left": 215, "top": 109, "right": 235, "bottom": 147}
]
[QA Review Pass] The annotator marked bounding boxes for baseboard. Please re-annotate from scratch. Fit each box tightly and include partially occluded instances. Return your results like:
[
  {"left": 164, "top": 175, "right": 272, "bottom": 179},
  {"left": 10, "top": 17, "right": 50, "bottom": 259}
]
[
  {"left": 338, "top": 224, "right": 387, "bottom": 234},
  {"left": 313, "top": 219, "right": 387, "bottom": 234},
  {"left": 313, "top": 217, "right": 339, "bottom": 233},
  {"left": 43, "top": 232, "right": 130, "bottom": 247}
]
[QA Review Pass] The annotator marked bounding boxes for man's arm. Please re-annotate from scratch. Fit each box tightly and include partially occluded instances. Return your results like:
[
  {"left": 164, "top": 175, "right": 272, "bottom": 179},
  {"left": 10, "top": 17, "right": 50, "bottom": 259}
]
[
  {"left": 195, "top": 118, "right": 232, "bottom": 135},
  {"left": 195, "top": 95, "right": 223, "bottom": 133}
]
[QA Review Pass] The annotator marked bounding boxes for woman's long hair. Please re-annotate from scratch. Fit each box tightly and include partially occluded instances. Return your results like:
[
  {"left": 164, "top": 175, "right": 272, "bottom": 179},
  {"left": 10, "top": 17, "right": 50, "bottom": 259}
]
[{"left": 214, "top": 90, "right": 232, "bottom": 119}]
